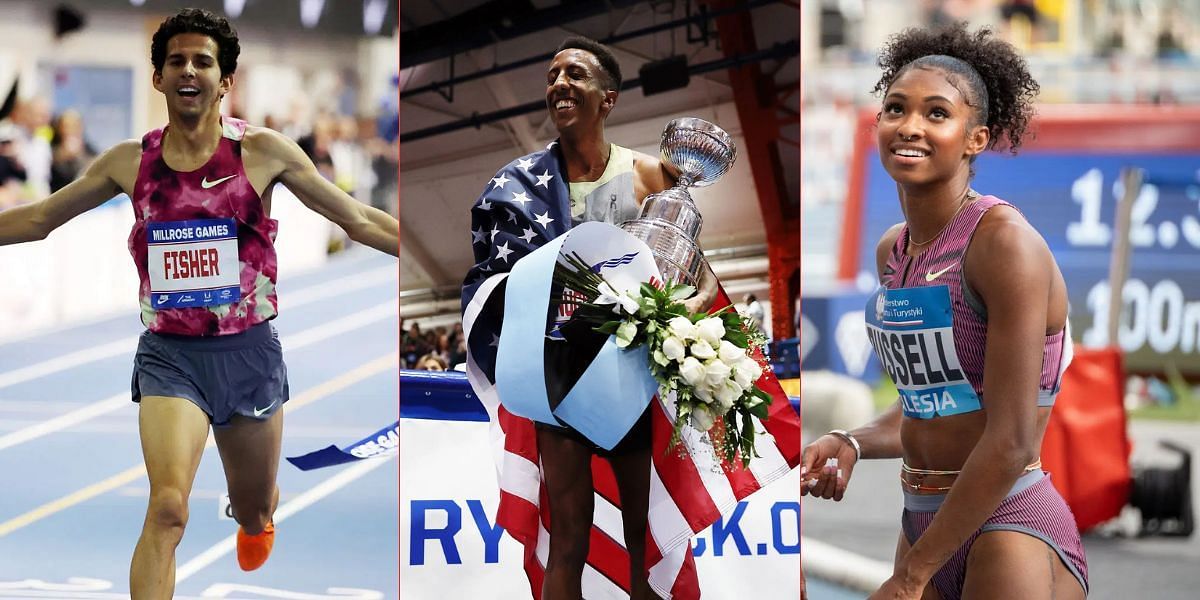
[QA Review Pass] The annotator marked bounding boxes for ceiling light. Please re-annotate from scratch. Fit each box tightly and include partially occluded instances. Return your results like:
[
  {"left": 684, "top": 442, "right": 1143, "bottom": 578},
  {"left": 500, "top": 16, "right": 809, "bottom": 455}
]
[
  {"left": 300, "top": 0, "right": 324, "bottom": 29},
  {"left": 224, "top": 0, "right": 247, "bottom": 18},
  {"left": 363, "top": 0, "right": 387, "bottom": 34}
]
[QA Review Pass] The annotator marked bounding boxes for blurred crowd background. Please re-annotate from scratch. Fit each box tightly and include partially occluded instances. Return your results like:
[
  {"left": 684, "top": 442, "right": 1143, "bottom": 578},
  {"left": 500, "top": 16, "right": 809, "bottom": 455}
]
[
  {"left": 801, "top": 0, "right": 1200, "bottom": 415},
  {"left": 0, "top": 0, "right": 399, "bottom": 220},
  {"left": 802, "top": 0, "right": 1200, "bottom": 283}
]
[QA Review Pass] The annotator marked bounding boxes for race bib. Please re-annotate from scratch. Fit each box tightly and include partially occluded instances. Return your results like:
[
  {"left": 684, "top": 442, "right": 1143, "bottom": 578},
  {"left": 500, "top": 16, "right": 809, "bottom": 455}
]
[
  {"left": 147, "top": 218, "right": 240, "bottom": 310},
  {"left": 864, "top": 285, "right": 981, "bottom": 419}
]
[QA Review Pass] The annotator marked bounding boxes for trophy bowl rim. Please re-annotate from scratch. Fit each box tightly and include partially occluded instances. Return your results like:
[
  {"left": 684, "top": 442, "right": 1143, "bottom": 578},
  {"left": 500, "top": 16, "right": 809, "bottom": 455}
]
[{"left": 659, "top": 117, "right": 737, "bottom": 188}]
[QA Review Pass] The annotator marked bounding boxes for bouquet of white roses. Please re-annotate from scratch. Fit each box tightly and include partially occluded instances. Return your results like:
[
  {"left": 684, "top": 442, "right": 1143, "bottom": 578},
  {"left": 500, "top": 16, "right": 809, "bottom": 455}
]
[{"left": 554, "top": 253, "right": 772, "bottom": 467}]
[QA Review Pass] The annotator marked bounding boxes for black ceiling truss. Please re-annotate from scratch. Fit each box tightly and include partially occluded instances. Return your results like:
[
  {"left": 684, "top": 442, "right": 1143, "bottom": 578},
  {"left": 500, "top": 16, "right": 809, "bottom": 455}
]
[
  {"left": 400, "top": 0, "right": 784, "bottom": 102},
  {"left": 401, "top": 0, "right": 647, "bottom": 69},
  {"left": 399, "top": 39, "right": 799, "bottom": 143}
]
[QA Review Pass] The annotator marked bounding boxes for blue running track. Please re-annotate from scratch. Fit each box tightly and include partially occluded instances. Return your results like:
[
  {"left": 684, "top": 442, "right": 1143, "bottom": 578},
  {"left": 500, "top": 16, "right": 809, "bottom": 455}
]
[{"left": 0, "top": 248, "right": 398, "bottom": 599}]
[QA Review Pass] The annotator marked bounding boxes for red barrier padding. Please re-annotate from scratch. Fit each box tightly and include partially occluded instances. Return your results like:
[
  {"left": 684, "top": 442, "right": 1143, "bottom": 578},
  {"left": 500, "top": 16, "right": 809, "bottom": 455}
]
[{"left": 1041, "top": 346, "right": 1132, "bottom": 532}]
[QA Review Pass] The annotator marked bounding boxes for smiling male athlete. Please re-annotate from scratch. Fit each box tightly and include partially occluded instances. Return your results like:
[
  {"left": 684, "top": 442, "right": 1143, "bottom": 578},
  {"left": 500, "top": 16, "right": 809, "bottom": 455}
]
[{"left": 0, "top": 9, "right": 398, "bottom": 599}]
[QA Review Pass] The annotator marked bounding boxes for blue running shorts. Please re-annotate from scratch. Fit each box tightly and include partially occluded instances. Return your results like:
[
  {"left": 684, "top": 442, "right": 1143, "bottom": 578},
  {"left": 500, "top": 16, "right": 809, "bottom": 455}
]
[{"left": 131, "top": 321, "right": 289, "bottom": 427}]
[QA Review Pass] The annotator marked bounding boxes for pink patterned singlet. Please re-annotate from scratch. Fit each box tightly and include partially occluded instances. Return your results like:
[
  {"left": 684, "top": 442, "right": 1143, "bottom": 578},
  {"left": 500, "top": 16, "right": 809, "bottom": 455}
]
[{"left": 128, "top": 117, "right": 279, "bottom": 336}]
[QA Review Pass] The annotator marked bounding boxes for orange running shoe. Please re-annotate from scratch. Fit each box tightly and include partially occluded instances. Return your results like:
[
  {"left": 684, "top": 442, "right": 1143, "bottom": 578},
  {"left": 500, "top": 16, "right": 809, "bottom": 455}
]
[{"left": 236, "top": 521, "right": 275, "bottom": 571}]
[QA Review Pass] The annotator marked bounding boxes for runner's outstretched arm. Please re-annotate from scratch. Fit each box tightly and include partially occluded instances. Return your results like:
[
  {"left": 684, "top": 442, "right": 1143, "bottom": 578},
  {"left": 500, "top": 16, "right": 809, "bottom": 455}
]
[
  {"left": 249, "top": 127, "right": 399, "bottom": 257},
  {"left": 0, "top": 140, "right": 138, "bottom": 246}
]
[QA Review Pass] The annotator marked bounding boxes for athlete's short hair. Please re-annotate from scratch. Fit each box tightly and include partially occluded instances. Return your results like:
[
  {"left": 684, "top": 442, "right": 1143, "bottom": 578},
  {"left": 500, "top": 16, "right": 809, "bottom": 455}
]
[
  {"left": 556, "top": 37, "right": 622, "bottom": 92},
  {"left": 151, "top": 8, "right": 241, "bottom": 77}
]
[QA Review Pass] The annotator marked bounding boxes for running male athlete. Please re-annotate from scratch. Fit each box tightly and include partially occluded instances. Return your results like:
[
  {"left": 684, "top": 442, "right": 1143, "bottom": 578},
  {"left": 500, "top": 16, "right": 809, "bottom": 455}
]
[{"left": 0, "top": 9, "right": 397, "bottom": 599}]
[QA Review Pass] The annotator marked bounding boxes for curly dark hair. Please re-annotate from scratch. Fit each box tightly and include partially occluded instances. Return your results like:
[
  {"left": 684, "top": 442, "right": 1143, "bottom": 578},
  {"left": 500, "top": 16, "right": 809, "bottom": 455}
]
[
  {"left": 872, "top": 23, "right": 1038, "bottom": 153},
  {"left": 151, "top": 8, "right": 240, "bottom": 77},
  {"left": 556, "top": 36, "right": 623, "bottom": 92}
]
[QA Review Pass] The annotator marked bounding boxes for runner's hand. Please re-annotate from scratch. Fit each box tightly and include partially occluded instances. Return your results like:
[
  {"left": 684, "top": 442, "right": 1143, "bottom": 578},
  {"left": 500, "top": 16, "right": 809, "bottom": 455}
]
[{"left": 799, "top": 434, "right": 858, "bottom": 501}]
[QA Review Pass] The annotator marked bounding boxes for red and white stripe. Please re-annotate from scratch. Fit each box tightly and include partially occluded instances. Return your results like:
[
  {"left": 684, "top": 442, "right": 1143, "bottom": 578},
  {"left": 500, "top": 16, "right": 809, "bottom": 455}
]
[{"left": 465, "top": 283, "right": 802, "bottom": 599}]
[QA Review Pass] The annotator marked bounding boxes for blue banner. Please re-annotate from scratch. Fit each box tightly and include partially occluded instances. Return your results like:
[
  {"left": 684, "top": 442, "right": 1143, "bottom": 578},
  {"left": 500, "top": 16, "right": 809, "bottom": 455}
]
[
  {"left": 287, "top": 421, "right": 399, "bottom": 471},
  {"left": 397, "top": 371, "right": 801, "bottom": 423},
  {"left": 855, "top": 151, "right": 1200, "bottom": 374}
]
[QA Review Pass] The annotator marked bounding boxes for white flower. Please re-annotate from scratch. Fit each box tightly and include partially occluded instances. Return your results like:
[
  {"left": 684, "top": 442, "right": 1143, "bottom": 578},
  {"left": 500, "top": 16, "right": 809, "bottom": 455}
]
[
  {"left": 679, "top": 356, "right": 706, "bottom": 387},
  {"left": 696, "top": 317, "right": 726, "bottom": 345},
  {"left": 652, "top": 349, "right": 669, "bottom": 367},
  {"left": 615, "top": 320, "right": 638, "bottom": 348},
  {"left": 733, "top": 365, "right": 755, "bottom": 389},
  {"left": 668, "top": 316, "right": 698, "bottom": 340},
  {"left": 690, "top": 339, "right": 717, "bottom": 360},
  {"left": 718, "top": 340, "right": 745, "bottom": 363},
  {"left": 694, "top": 384, "right": 714, "bottom": 404},
  {"left": 690, "top": 404, "right": 716, "bottom": 431},
  {"left": 733, "top": 356, "right": 762, "bottom": 388},
  {"left": 715, "top": 380, "right": 741, "bottom": 411},
  {"left": 617, "top": 291, "right": 641, "bottom": 315},
  {"left": 703, "top": 359, "right": 732, "bottom": 387},
  {"left": 662, "top": 336, "right": 686, "bottom": 362}
]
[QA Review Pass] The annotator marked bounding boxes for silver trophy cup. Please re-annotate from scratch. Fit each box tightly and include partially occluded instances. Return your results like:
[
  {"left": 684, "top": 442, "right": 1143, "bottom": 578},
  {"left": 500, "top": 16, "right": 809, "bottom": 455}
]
[{"left": 621, "top": 117, "right": 737, "bottom": 287}]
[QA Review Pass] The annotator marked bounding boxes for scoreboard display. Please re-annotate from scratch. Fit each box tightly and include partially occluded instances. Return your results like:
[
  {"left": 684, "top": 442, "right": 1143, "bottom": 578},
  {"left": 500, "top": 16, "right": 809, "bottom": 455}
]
[{"left": 838, "top": 106, "right": 1200, "bottom": 376}]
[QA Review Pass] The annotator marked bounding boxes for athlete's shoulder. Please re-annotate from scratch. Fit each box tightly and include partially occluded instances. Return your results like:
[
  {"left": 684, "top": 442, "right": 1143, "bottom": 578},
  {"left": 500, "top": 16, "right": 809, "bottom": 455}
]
[
  {"left": 93, "top": 139, "right": 143, "bottom": 179},
  {"left": 106, "top": 138, "right": 143, "bottom": 160},
  {"left": 975, "top": 196, "right": 1038, "bottom": 241},
  {"left": 875, "top": 222, "right": 905, "bottom": 277},
  {"left": 490, "top": 144, "right": 557, "bottom": 182},
  {"left": 241, "top": 125, "right": 296, "bottom": 153},
  {"left": 631, "top": 149, "right": 677, "bottom": 195},
  {"left": 967, "top": 200, "right": 1051, "bottom": 279},
  {"left": 240, "top": 126, "right": 308, "bottom": 175},
  {"left": 877, "top": 222, "right": 905, "bottom": 254}
]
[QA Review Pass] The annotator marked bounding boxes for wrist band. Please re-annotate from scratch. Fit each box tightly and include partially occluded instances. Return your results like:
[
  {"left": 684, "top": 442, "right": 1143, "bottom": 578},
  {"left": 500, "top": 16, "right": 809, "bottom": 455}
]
[{"left": 827, "top": 429, "right": 861, "bottom": 462}]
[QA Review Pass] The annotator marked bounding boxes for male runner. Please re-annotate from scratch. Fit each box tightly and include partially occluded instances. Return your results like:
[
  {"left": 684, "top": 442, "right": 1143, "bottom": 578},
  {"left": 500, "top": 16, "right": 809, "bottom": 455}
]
[{"left": 0, "top": 9, "right": 398, "bottom": 599}]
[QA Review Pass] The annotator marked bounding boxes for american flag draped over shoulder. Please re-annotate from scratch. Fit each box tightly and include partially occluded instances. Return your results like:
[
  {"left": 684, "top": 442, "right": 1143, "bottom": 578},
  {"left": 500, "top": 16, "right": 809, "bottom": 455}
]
[{"left": 461, "top": 141, "right": 803, "bottom": 599}]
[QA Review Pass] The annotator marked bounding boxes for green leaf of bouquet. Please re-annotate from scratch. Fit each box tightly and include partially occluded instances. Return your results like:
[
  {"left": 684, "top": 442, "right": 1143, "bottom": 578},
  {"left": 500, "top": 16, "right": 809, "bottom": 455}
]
[
  {"left": 725, "top": 329, "right": 749, "bottom": 348},
  {"left": 670, "top": 285, "right": 695, "bottom": 301},
  {"left": 596, "top": 321, "right": 621, "bottom": 335},
  {"left": 638, "top": 297, "right": 656, "bottom": 317},
  {"left": 616, "top": 320, "right": 638, "bottom": 343},
  {"left": 748, "top": 399, "right": 770, "bottom": 420}
]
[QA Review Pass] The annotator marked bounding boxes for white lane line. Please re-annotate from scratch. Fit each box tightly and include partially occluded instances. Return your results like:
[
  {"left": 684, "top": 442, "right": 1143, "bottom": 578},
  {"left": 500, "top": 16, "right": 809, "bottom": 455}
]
[
  {"left": 0, "top": 340, "right": 136, "bottom": 392},
  {"left": 175, "top": 455, "right": 396, "bottom": 582},
  {"left": 0, "top": 394, "right": 127, "bottom": 452},
  {"left": 278, "top": 266, "right": 396, "bottom": 310},
  {"left": 801, "top": 535, "right": 892, "bottom": 592},
  {"left": 0, "top": 266, "right": 396, "bottom": 391},
  {"left": 0, "top": 353, "right": 398, "bottom": 537},
  {"left": 0, "top": 300, "right": 396, "bottom": 452},
  {"left": 281, "top": 301, "right": 397, "bottom": 349}
]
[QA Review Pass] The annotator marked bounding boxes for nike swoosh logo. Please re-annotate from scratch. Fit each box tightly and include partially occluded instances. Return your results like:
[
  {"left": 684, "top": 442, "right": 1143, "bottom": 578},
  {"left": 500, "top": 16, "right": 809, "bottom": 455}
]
[
  {"left": 252, "top": 401, "right": 276, "bottom": 417},
  {"left": 925, "top": 265, "right": 954, "bottom": 282},
  {"left": 201, "top": 174, "right": 236, "bottom": 189}
]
